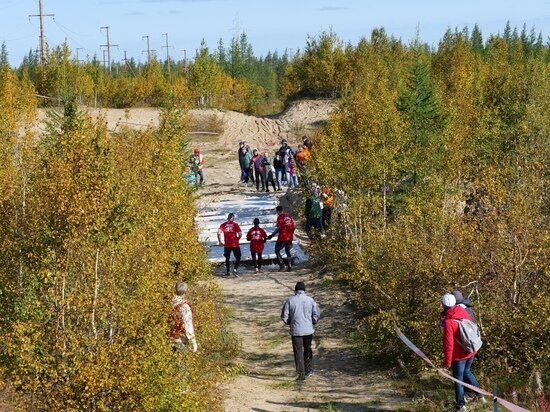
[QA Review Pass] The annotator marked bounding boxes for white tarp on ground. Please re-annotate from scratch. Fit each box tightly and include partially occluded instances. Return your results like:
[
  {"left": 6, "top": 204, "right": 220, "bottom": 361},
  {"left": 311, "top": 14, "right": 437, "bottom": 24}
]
[{"left": 196, "top": 192, "right": 307, "bottom": 265}]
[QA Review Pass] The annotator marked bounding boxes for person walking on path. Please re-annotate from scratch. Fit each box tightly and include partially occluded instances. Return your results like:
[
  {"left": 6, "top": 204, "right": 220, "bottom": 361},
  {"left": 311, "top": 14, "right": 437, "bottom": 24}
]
[
  {"left": 217, "top": 213, "right": 242, "bottom": 277},
  {"left": 261, "top": 154, "right": 277, "bottom": 192},
  {"left": 441, "top": 293, "right": 483, "bottom": 411},
  {"left": 305, "top": 185, "right": 324, "bottom": 237},
  {"left": 169, "top": 281, "right": 198, "bottom": 352},
  {"left": 246, "top": 218, "right": 267, "bottom": 273},
  {"left": 246, "top": 144, "right": 255, "bottom": 186},
  {"left": 321, "top": 185, "right": 334, "bottom": 228},
  {"left": 273, "top": 153, "right": 285, "bottom": 190},
  {"left": 252, "top": 149, "right": 265, "bottom": 191},
  {"left": 267, "top": 205, "right": 296, "bottom": 271},
  {"left": 281, "top": 281, "right": 320, "bottom": 381},
  {"left": 240, "top": 146, "right": 252, "bottom": 184},
  {"left": 191, "top": 148, "right": 205, "bottom": 185},
  {"left": 237, "top": 141, "right": 246, "bottom": 182}
]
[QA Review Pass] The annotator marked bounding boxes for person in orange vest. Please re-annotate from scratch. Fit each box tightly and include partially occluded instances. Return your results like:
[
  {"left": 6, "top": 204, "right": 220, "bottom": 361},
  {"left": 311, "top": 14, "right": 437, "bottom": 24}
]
[
  {"left": 169, "top": 281, "right": 198, "bottom": 352},
  {"left": 321, "top": 186, "right": 334, "bottom": 228},
  {"left": 295, "top": 145, "right": 311, "bottom": 171}
]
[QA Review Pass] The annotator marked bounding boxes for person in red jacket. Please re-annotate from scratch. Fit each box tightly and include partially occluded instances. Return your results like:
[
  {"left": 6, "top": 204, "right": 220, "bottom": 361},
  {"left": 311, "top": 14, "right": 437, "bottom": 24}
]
[
  {"left": 267, "top": 205, "right": 296, "bottom": 271},
  {"left": 246, "top": 218, "right": 267, "bottom": 273},
  {"left": 217, "top": 213, "right": 242, "bottom": 277},
  {"left": 441, "top": 293, "right": 483, "bottom": 411}
]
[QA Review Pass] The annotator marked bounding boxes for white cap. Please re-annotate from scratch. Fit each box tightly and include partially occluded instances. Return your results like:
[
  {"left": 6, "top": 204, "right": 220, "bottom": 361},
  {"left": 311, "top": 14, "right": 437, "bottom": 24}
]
[{"left": 441, "top": 293, "right": 456, "bottom": 308}]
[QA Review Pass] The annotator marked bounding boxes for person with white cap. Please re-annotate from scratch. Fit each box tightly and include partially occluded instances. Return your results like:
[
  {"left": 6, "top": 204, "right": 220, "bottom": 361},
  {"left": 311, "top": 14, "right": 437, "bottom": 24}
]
[{"left": 441, "top": 293, "right": 483, "bottom": 410}]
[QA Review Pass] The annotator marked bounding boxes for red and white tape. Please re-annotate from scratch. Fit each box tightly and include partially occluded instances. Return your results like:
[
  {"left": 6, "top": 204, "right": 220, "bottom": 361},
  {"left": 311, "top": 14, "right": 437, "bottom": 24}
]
[{"left": 393, "top": 324, "right": 530, "bottom": 412}]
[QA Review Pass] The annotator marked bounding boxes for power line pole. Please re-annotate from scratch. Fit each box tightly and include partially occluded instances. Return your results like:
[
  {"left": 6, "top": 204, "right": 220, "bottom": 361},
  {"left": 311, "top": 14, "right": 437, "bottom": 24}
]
[
  {"left": 122, "top": 50, "right": 129, "bottom": 67},
  {"left": 142, "top": 35, "right": 155, "bottom": 63},
  {"left": 100, "top": 26, "right": 118, "bottom": 73},
  {"left": 29, "top": 0, "right": 54, "bottom": 69},
  {"left": 76, "top": 47, "right": 84, "bottom": 64},
  {"left": 102, "top": 49, "right": 107, "bottom": 71},
  {"left": 180, "top": 49, "right": 187, "bottom": 68},
  {"left": 162, "top": 33, "right": 171, "bottom": 73}
]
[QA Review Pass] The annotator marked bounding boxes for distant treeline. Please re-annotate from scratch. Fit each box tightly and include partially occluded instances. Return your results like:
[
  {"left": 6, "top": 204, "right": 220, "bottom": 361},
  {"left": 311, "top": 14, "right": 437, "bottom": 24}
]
[{"left": 1, "top": 22, "right": 548, "bottom": 116}]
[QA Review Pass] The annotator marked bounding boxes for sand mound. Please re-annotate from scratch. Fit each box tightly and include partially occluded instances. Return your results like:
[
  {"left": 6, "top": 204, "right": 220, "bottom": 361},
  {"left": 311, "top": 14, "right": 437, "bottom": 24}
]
[{"left": 37, "top": 99, "right": 337, "bottom": 151}]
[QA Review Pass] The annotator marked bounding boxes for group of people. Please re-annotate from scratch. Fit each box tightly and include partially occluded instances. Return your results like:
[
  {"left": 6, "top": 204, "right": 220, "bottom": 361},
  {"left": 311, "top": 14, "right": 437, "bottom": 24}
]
[
  {"left": 181, "top": 138, "right": 486, "bottom": 407},
  {"left": 170, "top": 281, "right": 487, "bottom": 403},
  {"left": 237, "top": 137, "right": 312, "bottom": 192},
  {"left": 440, "top": 290, "right": 485, "bottom": 411},
  {"left": 216, "top": 205, "right": 296, "bottom": 275},
  {"left": 169, "top": 277, "right": 321, "bottom": 383},
  {"left": 304, "top": 183, "right": 335, "bottom": 237}
]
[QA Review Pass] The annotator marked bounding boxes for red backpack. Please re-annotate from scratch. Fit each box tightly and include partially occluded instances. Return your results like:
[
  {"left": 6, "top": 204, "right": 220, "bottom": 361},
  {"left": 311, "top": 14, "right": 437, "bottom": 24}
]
[{"left": 168, "top": 300, "right": 194, "bottom": 339}]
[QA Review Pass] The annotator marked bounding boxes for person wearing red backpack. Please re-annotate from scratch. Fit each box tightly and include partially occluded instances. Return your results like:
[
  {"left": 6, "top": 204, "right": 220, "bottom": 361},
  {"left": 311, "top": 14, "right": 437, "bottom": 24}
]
[
  {"left": 441, "top": 293, "right": 484, "bottom": 411},
  {"left": 169, "top": 281, "right": 198, "bottom": 352},
  {"left": 246, "top": 218, "right": 267, "bottom": 273}
]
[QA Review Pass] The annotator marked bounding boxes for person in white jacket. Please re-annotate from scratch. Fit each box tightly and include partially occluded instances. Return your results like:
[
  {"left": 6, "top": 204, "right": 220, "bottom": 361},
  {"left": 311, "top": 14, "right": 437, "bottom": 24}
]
[
  {"left": 281, "top": 281, "right": 320, "bottom": 380},
  {"left": 170, "top": 281, "right": 198, "bottom": 352}
]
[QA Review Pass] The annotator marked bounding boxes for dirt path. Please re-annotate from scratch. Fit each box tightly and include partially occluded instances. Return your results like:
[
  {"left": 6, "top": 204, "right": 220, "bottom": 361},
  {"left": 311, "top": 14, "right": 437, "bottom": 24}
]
[{"left": 188, "top": 103, "right": 412, "bottom": 412}]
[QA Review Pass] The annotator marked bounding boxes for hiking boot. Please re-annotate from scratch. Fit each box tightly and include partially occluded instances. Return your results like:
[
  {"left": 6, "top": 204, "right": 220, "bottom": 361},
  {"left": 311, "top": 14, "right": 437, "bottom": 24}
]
[
  {"left": 455, "top": 405, "right": 467, "bottom": 411},
  {"left": 295, "top": 374, "right": 305, "bottom": 381},
  {"left": 286, "top": 265, "right": 292, "bottom": 272},
  {"left": 278, "top": 264, "right": 285, "bottom": 272},
  {"left": 224, "top": 272, "right": 230, "bottom": 277},
  {"left": 232, "top": 269, "right": 239, "bottom": 278},
  {"left": 255, "top": 267, "right": 259, "bottom": 273},
  {"left": 305, "top": 370, "right": 313, "bottom": 378},
  {"left": 465, "top": 393, "right": 485, "bottom": 404}
]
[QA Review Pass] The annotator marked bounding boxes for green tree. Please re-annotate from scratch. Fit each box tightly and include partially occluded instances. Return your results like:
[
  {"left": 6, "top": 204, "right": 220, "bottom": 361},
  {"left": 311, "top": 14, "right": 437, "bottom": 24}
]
[{"left": 397, "top": 48, "right": 446, "bottom": 181}]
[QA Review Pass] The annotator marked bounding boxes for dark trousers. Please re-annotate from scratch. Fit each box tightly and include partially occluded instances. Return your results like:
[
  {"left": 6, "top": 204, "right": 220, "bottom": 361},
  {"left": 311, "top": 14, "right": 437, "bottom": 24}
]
[
  {"left": 264, "top": 172, "right": 276, "bottom": 192},
  {"left": 251, "top": 251, "right": 263, "bottom": 269},
  {"left": 322, "top": 206, "right": 332, "bottom": 228},
  {"left": 254, "top": 169, "right": 264, "bottom": 191},
  {"left": 275, "top": 241, "right": 292, "bottom": 267},
  {"left": 292, "top": 335, "right": 313, "bottom": 376},
  {"left": 305, "top": 217, "right": 323, "bottom": 236},
  {"left": 224, "top": 247, "right": 241, "bottom": 273}
]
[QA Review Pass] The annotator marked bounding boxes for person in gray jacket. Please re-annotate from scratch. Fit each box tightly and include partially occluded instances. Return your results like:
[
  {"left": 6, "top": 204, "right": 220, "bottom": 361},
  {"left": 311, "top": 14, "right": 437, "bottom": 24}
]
[{"left": 281, "top": 281, "right": 321, "bottom": 380}]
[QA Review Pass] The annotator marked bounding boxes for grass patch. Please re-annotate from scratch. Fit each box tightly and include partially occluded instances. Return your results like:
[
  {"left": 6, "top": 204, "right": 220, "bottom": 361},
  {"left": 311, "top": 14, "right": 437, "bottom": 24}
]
[
  {"left": 262, "top": 335, "right": 288, "bottom": 350},
  {"left": 270, "top": 380, "right": 296, "bottom": 390},
  {"left": 319, "top": 403, "right": 342, "bottom": 412},
  {"left": 256, "top": 315, "right": 281, "bottom": 327}
]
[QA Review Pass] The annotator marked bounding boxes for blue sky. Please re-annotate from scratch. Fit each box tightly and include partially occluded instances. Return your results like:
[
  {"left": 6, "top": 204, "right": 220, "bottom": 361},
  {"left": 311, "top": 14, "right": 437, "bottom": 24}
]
[{"left": 1, "top": 0, "right": 549, "bottom": 65}]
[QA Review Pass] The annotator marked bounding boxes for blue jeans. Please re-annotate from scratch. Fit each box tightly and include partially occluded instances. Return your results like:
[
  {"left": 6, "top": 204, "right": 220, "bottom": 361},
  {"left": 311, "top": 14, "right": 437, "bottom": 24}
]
[
  {"left": 195, "top": 170, "right": 204, "bottom": 184},
  {"left": 452, "top": 356, "right": 480, "bottom": 407},
  {"left": 275, "top": 168, "right": 284, "bottom": 190}
]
